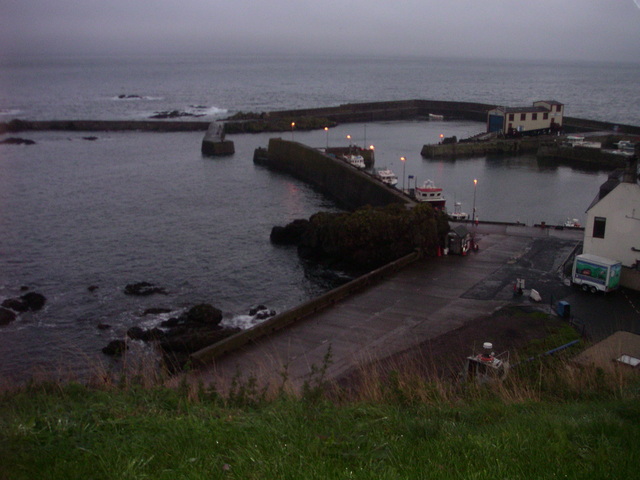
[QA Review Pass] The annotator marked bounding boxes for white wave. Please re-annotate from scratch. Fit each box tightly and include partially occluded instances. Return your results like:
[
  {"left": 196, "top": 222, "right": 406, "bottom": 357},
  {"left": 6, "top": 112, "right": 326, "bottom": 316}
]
[
  {"left": 186, "top": 105, "right": 228, "bottom": 117},
  {"left": 138, "top": 310, "right": 180, "bottom": 329},
  {"left": 0, "top": 108, "right": 22, "bottom": 116},
  {"left": 222, "top": 314, "right": 262, "bottom": 330}
]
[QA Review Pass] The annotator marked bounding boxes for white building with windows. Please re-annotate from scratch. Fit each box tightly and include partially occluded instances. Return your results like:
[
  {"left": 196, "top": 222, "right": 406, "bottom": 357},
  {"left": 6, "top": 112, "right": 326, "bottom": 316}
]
[
  {"left": 583, "top": 158, "right": 640, "bottom": 290},
  {"left": 487, "top": 100, "right": 564, "bottom": 136}
]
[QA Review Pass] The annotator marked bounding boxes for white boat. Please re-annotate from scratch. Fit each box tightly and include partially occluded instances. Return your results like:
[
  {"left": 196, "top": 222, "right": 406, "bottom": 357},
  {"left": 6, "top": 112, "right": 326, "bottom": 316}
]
[
  {"left": 412, "top": 179, "right": 446, "bottom": 209},
  {"left": 375, "top": 168, "right": 398, "bottom": 186},
  {"left": 564, "top": 218, "right": 581, "bottom": 228},
  {"left": 343, "top": 154, "right": 365, "bottom": 169},
  {"left": 449, "top": 202, "right": 469, "bottom": 221}
]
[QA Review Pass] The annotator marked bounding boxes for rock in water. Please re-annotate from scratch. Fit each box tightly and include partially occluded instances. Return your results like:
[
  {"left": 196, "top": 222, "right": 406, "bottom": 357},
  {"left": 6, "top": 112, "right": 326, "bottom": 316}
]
[
  {"left": 102, "top": 339, "right": 127, "bottom": 356},
  {"left": 184, "top": 304, "right": 223, "bottom": 325},
  {"left": 124, "top": 282, "right": 167, "bottom": 296},
  {"left": 0, "top": 308, "right": 17, "bottom": 325},
  {"left": 21, "top": 292, "right": 46, "bottom": 311}
]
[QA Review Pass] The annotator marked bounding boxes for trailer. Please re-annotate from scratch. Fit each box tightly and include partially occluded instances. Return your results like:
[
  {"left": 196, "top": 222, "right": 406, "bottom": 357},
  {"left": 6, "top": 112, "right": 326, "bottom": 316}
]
[{"left": 571, "top": 253, "right": 622, "bottom": 294}]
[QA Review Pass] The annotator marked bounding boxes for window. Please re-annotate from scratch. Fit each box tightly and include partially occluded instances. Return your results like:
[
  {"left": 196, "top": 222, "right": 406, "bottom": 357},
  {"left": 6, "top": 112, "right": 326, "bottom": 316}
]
[
  {"left": 556, "top": 105, "right": 561, "bottom": 112},
  {"left": 520, "top": 113, "right": 526, "bottom": 121},
  {"left": 593, "top": 217, "right": 606, "bottom": 238},
  {"left": 543, "top": 112, "right": 549, "bottom": 120},
  {"left": 508, "top": 114, "right": 514, "bottom": 121},
  {"left": 532, "top": 113, "right": 538, "bottom": 120}
]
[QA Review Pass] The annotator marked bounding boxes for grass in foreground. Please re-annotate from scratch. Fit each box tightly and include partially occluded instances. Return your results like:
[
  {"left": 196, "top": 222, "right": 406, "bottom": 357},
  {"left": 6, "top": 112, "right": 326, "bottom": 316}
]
[
  {"left": 1, "top": 365, "right": 639, "bottom": 480},
  {"left": 1, "top": 311, "right": 638, "bottom": 479}
]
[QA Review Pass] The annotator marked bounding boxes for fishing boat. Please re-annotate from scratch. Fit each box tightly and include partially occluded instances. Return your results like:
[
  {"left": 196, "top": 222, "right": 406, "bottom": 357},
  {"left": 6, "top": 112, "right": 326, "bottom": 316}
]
[
  {"left": 375, "top": 168, "right": 398, "bottom": 186},
  {"left": 449, "top": 202, "right": 469, "bottom": 221},
  {"left": 412, "top": 179, "right": 446, "bottom": 209},
  {"left": 343, "top": 154, "right": 365, "bottom": 169},
  {"left": 563, "top": 218, "right": 581, "bottom": 228}
]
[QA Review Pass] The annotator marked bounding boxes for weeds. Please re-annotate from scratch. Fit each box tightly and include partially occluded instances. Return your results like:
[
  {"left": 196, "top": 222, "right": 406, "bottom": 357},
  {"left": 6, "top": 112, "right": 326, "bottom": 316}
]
[{"left": 302, "top": 344, "right": 333, "bottom": 403}]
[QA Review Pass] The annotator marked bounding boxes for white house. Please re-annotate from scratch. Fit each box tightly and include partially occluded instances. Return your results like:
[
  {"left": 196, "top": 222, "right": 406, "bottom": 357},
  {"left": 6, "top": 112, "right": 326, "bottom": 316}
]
[
  {"left": 487, "top": 100, "right": 564, "bottom": 136},
  {"left": 583, "top": 158, "right": 640, "bottom": 290}
]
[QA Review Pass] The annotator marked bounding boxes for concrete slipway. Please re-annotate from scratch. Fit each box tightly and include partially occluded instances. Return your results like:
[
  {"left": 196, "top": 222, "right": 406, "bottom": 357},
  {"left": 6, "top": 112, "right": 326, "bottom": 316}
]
[{"left": 189, "top": 225, "right": 584, "bottom": 392}]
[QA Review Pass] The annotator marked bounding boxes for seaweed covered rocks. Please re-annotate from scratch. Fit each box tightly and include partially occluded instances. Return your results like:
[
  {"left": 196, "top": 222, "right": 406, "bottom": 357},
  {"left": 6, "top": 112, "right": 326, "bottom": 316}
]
[{"left": 271, "top": 203, "right": 450, "bottom": 270}]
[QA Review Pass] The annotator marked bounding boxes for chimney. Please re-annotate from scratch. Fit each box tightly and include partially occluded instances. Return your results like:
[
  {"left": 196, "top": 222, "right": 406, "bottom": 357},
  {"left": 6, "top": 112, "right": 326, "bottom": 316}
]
[{"left": 623, "top": 155, "right": 639, "bottom": 184}]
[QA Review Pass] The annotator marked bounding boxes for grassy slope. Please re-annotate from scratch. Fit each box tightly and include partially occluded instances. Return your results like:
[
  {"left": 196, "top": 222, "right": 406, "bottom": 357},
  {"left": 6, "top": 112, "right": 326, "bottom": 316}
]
[
  {"left": 2, "top": 311, "right": 638, "bottom": 479},
  {"left": 1, "top": 380, "right": 639, "bottom": 480}
]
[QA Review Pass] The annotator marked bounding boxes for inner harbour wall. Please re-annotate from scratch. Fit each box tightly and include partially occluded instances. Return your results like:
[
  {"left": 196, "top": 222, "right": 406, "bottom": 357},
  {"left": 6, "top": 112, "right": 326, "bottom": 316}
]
[{"left": 259, "top": 138, "right": 411, "bottom": 210}]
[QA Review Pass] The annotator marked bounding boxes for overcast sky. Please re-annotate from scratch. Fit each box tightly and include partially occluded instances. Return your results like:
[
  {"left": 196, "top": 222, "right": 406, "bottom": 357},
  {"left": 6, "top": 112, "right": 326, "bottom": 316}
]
[{"left": 1, "top": 0, "right": 639, "bottom": 62}]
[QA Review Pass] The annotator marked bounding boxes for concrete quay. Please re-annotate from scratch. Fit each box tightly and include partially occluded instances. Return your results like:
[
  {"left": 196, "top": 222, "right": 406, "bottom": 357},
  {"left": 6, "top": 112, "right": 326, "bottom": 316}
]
[{"left": 189, "top": 224, "right": 583, "bottom": 393}]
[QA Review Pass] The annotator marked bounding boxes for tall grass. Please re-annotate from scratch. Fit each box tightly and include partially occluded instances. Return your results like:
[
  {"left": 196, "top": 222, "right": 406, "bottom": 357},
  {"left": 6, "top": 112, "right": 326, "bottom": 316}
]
[
  {"left": 2, "top": 370, "right": 639, "bottom": 479},
  {"left": 2, "top": 315, "right": 639, "bottom": 479}
]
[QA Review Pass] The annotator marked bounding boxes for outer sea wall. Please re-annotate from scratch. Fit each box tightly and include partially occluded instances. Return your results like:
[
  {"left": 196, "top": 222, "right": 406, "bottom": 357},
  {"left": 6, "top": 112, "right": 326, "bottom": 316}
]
[
  {"left": 3, "top": 101, "right": 639, "bottom": 135},
  {"left": 262, "top": 138, "right": 410, "bottom": 210},
  {"left": 266, "top": 99, "right": 495, "bottom": 123},
  {"left": 0, "top": 119, "right": 210, "bottom": 133}
]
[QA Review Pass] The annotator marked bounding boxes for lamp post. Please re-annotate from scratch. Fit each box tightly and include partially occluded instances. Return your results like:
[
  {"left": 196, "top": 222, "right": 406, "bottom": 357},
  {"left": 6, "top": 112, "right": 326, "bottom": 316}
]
[
  {"left": 347, "top": 134, "right": 351, "bottom": 154},
  {"left": 472, "top": 179, "right": 478, "bottom": 223},
  {"left": 324, "top": 127, "right": 329, "bottom": 149},
  {"left": 401, "top": 156, "right": 406, "bottom": 193}
]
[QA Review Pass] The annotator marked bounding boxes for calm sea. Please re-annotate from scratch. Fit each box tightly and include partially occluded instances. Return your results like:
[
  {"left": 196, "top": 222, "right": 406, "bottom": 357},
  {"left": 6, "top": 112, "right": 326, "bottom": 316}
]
[{"left": 0, "top": 54, "right": 637, "bottom": 381}]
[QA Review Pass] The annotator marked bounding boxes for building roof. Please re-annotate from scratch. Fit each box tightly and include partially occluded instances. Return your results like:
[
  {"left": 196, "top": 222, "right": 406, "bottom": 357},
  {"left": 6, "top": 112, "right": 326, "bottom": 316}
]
[
  {"left": 534, "top": 100, "right": 563, "bottom": 105},
  {"left": 586, "top": 158, "right": 639, "bottom": 211},
  {"left": 504, "top": 106, "right": 550, "bottom": 114},
  {"left": 572, "top": 331, "right": 640, "bottom": 371},
  {"left": 586, "top": 170, "right": 624, "bottom": 211},
  {"left": 490, "top": 100, "right": 564, "bottom": 115},
  {"left": 449, "top": 225, "right": 470, "bottom": 238}
]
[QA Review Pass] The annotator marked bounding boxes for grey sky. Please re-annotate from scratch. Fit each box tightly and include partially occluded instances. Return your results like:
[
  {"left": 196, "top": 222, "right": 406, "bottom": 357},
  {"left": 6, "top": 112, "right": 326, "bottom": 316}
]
[{"left": 1, "top": 0, "right": 639, "bottom": 62}]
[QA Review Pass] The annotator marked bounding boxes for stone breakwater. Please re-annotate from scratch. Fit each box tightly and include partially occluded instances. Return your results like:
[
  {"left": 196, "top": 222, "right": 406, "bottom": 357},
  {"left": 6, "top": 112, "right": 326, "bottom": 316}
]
[
  {"left": 0, "top": 119, "right": 210, "bottom": 134},
  {"left": 2, "top": 100, "right": 640, "bottom": 135}
]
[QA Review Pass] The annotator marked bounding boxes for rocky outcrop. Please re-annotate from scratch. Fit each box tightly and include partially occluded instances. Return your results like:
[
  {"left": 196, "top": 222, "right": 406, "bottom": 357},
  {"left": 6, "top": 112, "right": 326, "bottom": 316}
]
[
  {"left": 101, "top": 303, "right": 236, "bottom": 370},
  {"left": 102, "top": 339, "right": 128, "bottom": 356},
  {"left": 0, "top": 308, "right": 16, "bottom": 325},
  {"left": 0, "top": 137, "right": 35, "bottom": 145},
  {"left": 270, "top": 219, "right": 310, "bottom": 245},
  {"left": 103, "top": 302, "right": 278, "bottom": 371},
  {"left": 1, "top": 292, "right": 46, "bottom": 313},
  {"left": 271, "top": 203, "right": 449, "bottom": 270},
  {"left": 124, "top": 282, "right": 167, "bottom": 296},
  {"left": 150, "top": 110, "right": 204, "bottom": 119}
]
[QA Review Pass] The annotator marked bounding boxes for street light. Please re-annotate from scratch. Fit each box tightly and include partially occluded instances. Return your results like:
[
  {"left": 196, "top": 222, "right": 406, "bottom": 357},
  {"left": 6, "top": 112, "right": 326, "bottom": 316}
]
[
  {"left": 347, "top": 134, "right": 352, "bottom": 154},
  {"left": 401, "top": 156, "right": 406, "bottom": 192},
  {"left": 324, "top": 126, "right": 329, "bottom": 149},
  {"left": 291, "top": 122, "right": 295, "bottom": 141},
  {"left": 472, "top": 179, "right": 478, "bottom": 223}
]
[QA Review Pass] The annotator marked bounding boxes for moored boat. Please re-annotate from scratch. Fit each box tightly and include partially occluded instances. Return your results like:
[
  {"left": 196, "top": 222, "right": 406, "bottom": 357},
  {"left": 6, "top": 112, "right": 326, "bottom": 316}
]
[
  {"left": 343, "top": 154, "right": 365, "bottom": 169},
  {"left": 563, "top": 218, "right": 581, "bottom": 228},
  {"left": 412, "top": 179, "right": 446, "bottom": 209},
  {"left": 375, "top": 168, "right": 398, "bottom": 186},
  {"left": 449, "top": 202, "right": 469, "bottom": 221}
]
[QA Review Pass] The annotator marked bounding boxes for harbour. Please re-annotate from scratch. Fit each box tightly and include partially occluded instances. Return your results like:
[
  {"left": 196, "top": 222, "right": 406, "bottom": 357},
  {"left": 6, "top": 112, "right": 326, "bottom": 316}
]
[{"left": 1, "top": 55, "right": 639, "bottom": 383}]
